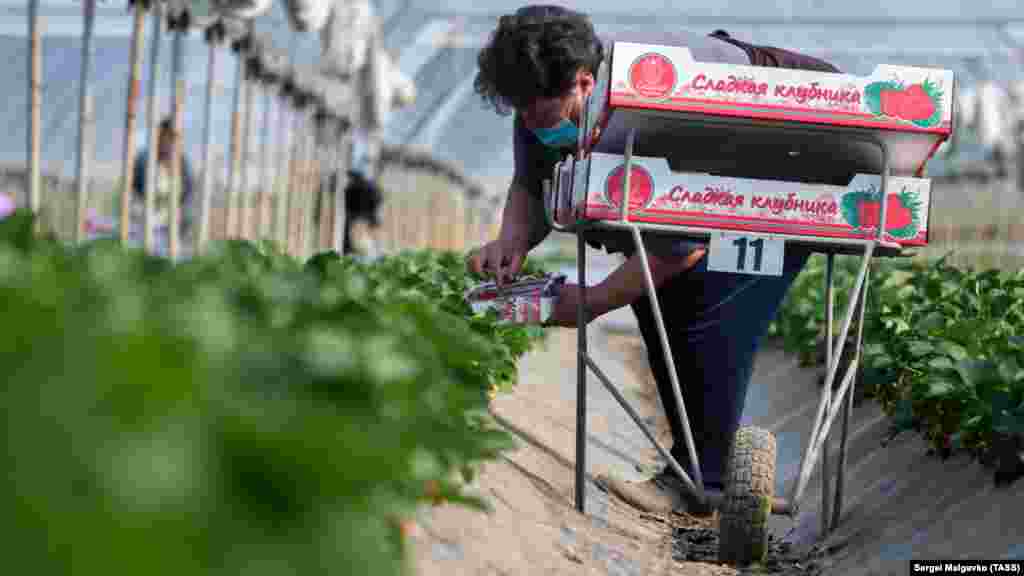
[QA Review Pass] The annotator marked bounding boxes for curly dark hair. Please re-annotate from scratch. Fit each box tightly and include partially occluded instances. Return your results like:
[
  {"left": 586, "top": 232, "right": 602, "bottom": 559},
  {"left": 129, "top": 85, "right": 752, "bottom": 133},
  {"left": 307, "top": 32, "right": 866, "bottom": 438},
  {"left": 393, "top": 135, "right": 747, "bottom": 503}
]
[{"left": 474, "top": 5, "right": 604, "bottom": 116}]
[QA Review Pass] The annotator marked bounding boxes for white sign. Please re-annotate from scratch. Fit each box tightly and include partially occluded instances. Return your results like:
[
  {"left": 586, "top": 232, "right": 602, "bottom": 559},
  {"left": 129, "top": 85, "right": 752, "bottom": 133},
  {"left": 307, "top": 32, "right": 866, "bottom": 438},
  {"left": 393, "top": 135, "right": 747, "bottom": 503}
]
[{"left": 707, "top": 232, "right": 785, "bottom": 276}]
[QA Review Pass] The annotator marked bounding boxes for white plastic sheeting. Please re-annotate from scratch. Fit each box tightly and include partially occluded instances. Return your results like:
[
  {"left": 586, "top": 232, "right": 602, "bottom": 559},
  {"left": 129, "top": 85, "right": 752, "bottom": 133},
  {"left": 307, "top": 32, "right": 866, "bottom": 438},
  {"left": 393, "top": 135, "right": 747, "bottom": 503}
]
[
  {"left": 320, "top": 0, "right": 374, "bottom": 79},
  {"left": 165, "top": 0, "right": 273, "bottom": 24},
  {"left": 284, "top": 0, "right": 331, "bottom": 33},
  {"left": 953, "top": 81, "right": 1021, "bottom": 161},
  {"left": 974, "top": 82, "right": 1015, "bottom": 154}
]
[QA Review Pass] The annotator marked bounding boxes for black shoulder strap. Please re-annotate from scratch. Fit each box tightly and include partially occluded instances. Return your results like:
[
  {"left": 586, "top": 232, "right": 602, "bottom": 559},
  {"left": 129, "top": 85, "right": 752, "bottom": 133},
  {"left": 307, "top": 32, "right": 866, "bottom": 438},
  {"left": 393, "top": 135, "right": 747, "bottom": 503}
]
[{"left": 708, "top": 30, "right": 840, "bottom": 73}]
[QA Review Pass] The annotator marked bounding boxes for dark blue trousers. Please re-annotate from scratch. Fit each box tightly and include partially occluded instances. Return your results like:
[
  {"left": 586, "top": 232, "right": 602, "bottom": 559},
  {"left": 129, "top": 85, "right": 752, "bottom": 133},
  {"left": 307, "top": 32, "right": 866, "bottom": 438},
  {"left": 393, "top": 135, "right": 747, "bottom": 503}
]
[{"left": 628, "top": 246, "right": 811, "bottom": 489}]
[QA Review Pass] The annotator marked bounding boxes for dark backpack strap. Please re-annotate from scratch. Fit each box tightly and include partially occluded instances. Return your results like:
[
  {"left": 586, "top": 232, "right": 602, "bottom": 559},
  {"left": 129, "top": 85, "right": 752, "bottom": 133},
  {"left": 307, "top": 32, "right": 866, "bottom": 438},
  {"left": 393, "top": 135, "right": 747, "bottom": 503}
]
[{"left": 709, "top": 30, "right": 840, "bottom": 74}]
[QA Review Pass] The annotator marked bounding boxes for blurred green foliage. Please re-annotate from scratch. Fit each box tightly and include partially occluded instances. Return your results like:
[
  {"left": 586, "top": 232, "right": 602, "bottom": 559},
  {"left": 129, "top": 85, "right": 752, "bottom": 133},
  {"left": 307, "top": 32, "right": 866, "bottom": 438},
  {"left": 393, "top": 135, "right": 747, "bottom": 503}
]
[{"left": 0, "top": 210, "right": 547, "bottom": 576}]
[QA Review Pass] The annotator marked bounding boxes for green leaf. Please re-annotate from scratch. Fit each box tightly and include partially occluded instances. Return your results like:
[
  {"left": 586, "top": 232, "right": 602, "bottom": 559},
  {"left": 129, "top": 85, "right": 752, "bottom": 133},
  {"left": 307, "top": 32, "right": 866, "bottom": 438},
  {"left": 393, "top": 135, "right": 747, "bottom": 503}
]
[
  {"left": 938, "top": 341, "right": 969, "bottom": 362},
  {"left": 926, "top": 378, "right": 956, "bottom": 398},
  {"left": 907, "top": 340, "right": 935, "bottom": 358},
  {"left": 954, "top": 359, "right": 1006, "bottom": 398},
  {"left": 918, "top": 312, "right": 946, "bottom": 333}
]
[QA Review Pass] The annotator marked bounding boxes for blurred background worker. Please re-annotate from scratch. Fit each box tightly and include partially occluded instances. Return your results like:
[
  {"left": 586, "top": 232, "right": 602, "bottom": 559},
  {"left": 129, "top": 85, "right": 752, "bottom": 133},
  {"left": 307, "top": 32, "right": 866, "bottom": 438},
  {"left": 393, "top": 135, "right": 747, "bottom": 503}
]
[
  {"left": 83, "top": 117, "right": 195, "bottom": 248},
  {"left": 112, "top": 116, "right": 196, "bottom": 250}
]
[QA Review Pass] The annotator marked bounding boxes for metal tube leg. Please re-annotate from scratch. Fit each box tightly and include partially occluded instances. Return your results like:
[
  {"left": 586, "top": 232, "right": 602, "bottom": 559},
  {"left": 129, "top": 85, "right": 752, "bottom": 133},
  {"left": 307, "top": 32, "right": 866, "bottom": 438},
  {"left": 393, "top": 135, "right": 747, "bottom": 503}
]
[
  {"left": 583, "top": 355, "right": 697, "bottom": 497},
  {"left": 198, "top": 28, "right": 219, "bottom": 254},
  {"left": 74, "top": 0, "right": 97, "bottom": 244},
  {"left": 631, "top": 226, "right": 702, "bottom": 496},
  {"left": 790, "top": 137, "right": 890, "bottom": 514},
  {"left": 142, "top": 3, "right": 164, "bottom": 253},
  {"left": 575, "top": 228, "right": 587, "bottom": 514},
  {"left": 822, "top": 253, "right": 835, "bottom": 535},
  {"left": 832, "top": 265, "right": 870, "bottom": 530},
  {"left": 120, "top": 2, "right": 147, "bottom": 246},
  {"left": 613, "top": 149, "right": 703, "bottom": 499},
  {"left": 618, "top": 128, "right": 703, "bottom": 496},
  {"left": 790, "top": 242, "right": 873, "bottom": 510}
]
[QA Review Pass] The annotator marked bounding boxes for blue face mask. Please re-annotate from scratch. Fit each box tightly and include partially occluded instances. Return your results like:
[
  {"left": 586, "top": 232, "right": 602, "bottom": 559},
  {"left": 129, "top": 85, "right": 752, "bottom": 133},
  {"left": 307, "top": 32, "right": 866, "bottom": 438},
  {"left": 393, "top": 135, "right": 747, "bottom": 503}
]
[{"left": 532, "top": 118, "right": 579, "bottom": 149}]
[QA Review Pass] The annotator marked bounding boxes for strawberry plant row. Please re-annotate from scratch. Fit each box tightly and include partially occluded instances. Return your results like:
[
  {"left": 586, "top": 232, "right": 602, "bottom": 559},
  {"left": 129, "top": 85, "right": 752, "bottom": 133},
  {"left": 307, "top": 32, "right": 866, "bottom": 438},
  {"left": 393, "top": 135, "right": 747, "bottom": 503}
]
[
  {"left": 0, "top": 211, "right": 546, "bottom": 576},
  {"left": 769, "top": 252, "right": 1024, "bottom": 478}
]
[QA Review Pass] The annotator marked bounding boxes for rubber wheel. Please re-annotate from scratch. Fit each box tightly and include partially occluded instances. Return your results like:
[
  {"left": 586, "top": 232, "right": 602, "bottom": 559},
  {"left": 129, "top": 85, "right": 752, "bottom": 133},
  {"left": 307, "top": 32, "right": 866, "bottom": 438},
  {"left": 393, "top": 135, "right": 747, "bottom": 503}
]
[{"left": 718, "top": 426, "right": 777, "bottom": 567}]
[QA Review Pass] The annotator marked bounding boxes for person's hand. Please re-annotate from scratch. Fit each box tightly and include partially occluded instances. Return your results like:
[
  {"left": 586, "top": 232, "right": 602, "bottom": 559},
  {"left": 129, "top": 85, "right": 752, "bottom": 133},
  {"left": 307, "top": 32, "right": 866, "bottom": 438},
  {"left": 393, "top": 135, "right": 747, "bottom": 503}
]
[
  {"left": 466, "top": 238, "right": 527, "bottom": 286},
  {"left": 545, "top": 283, "right": 602, "bottom": 328}
]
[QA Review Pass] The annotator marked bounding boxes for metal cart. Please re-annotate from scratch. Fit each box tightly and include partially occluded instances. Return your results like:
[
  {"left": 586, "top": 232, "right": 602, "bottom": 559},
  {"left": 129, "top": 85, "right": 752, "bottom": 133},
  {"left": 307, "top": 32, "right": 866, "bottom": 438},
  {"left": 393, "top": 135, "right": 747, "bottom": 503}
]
[{"left": 541, "top": 42, "right": 955, "bottom": 566}]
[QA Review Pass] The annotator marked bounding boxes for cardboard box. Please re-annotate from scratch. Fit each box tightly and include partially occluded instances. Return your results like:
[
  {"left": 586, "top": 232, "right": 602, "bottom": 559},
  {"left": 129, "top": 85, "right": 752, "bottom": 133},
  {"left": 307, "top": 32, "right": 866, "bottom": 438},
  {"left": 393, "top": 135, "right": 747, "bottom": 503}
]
[
  {"left": 583, "top": 42, "right": 955, "bottom": 177},
  {"left": 558, "top": 152, "right": 932, "bottom": 246},
  {"left": 549, "top": 41, "right": 958, "bottom": 248}
]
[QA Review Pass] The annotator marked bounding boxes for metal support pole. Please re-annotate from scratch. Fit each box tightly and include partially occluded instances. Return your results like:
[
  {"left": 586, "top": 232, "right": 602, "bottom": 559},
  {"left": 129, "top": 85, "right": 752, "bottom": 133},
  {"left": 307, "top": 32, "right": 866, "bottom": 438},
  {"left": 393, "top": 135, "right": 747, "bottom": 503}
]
[
  {"left": 225, "top": 46, "right": 244, "bottom": 240},
  {"left": 142, "top": 2, "right": 164, "bottom": 253},
  {"left": 307, "top": 111, "right": 317, "bottom": 257},
  {"left": 832, "top": 265, "right": 869, "bottom": 530},
  {"left": 258, "top": 85, "right": 272, "bottom": 239},
  {"left": 120, "top": 1, "right": 147, "bottom": 245},
  {"left": 27, "top": 0, "right": 42, "bottom": 218},
  {"left": 238, "top": 34, "right": 255, "bottom": 240},
  {"left": 286, "top": 107, "right": 303, "bottom": 255},
  {"left": 198, "top": 23, "right": 221, "bottom": 253},
  {"left": 317, "top": 118, "right": 331, "bottom": 253},
  {"left": 821, "top": 253, "right": 835, "bottom": 536},
  {"left": 575, "top": 217, "right": 588, "bottom": 514},
  {"left": 168, "top": 16, "right": 186, "bottom": 260},
  {"left": 74, "top": 0, "right": 97, "bottom": 244},
  {"left": 332, "top": 128, "right": 348, "bottom": 253},
  {"left": 294, "top": 110, "right": 306, "bottom": 256},
  {"left": 274, "top": 98, "right": 291, "bottom": 248}
]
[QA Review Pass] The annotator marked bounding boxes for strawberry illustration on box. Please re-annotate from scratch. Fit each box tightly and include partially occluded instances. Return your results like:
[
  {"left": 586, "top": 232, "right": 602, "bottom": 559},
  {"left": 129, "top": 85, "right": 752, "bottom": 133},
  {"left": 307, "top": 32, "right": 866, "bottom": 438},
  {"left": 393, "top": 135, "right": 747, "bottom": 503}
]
[
  {"left": 840, "top": 185, "right": 924, "bottom": 240},
  {"left": 865, "top": 79, "right": 945, "bottom": 128}
]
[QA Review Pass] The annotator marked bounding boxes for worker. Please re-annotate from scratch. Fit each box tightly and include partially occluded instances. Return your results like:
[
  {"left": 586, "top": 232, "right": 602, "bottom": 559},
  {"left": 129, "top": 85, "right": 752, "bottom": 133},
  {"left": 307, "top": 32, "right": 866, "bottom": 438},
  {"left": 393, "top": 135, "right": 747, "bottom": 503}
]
[
  {"left": 467, "top": 5, "right": 840, "bottom": 517},
  {"left": 119, "top": 117, "right": 195, "bottom": 250}
]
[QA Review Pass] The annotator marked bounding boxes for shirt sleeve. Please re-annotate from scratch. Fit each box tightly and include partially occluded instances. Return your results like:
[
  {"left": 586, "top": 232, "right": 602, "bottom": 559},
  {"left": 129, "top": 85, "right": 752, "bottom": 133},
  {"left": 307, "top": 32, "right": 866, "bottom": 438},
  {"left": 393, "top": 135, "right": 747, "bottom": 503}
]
[{"left": 512, "top": 115, "right": 540, "bottom": 197}]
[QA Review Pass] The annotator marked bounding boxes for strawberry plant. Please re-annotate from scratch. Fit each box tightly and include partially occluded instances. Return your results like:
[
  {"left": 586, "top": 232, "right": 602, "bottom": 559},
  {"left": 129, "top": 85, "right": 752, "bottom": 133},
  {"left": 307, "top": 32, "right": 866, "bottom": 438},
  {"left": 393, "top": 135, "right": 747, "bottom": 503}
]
[
  {"left": 0, "top": 210, "right": 547, "bottom": 576},
  {"left": 770, "top": 249, "right": 1024, "bottom": 480}
]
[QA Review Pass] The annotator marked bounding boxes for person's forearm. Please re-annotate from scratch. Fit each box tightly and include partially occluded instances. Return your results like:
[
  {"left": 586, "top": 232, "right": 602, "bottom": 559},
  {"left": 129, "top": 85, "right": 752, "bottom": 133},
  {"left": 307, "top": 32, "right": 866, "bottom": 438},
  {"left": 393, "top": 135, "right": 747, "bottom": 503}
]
[
  {"left": 498, "top": 182, "right": 549, "bottom": 251},
  {"left": 589, "top": 248, "right": 706, "bottom": 317}
]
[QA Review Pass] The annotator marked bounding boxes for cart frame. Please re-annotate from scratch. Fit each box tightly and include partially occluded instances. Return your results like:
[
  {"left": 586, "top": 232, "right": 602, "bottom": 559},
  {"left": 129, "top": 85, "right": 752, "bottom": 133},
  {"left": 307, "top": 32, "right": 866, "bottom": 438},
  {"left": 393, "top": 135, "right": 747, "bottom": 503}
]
[{"left": 542, "top": 112, "right": 907, "bottom": 537}]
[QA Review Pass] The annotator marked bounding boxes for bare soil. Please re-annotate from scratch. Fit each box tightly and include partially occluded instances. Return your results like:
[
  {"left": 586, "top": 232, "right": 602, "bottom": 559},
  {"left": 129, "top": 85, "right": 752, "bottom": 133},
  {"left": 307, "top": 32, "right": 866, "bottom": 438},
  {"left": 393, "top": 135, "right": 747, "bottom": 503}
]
[{"left": 406, "top": 329, "right": 826, "bottom": 575}]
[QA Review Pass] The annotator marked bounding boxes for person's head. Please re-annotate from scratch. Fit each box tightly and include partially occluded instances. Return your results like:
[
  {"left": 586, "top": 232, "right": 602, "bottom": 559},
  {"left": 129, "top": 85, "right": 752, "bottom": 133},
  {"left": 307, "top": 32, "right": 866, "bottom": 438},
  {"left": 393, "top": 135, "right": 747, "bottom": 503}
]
[
  {"left": 157, "top": 117, "right": 178, "bottom": 162},
  {"left": 474, "top": 5, "right": 603, "bottom": 148}
]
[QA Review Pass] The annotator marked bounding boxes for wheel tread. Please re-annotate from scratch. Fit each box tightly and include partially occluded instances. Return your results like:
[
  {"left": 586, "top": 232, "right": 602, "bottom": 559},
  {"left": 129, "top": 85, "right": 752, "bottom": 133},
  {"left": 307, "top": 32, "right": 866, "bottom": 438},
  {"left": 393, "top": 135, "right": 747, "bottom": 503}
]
[{"left": 718, "top": 426, "right": 777, "bottom": 566}]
